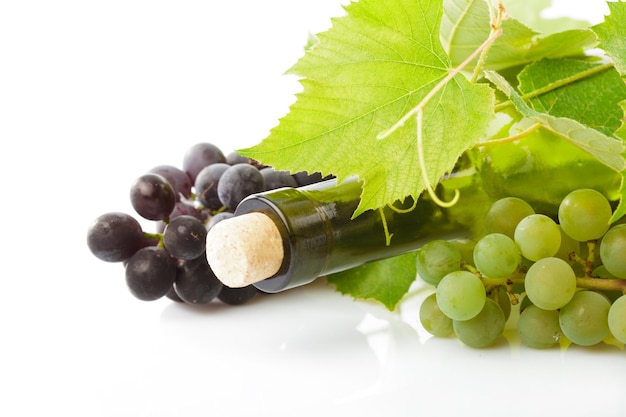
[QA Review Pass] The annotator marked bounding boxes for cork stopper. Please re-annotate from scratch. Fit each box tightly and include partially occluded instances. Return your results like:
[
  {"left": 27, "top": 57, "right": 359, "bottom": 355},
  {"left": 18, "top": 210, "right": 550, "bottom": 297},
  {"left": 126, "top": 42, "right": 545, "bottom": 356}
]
[{"left": 206, "top": 212, "right": 285, "bottom": 288}]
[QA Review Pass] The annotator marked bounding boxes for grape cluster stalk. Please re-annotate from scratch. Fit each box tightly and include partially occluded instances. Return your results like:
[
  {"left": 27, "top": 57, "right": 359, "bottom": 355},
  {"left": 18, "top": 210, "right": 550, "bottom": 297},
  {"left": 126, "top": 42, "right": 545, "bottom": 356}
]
[
  {"left": 418, "top": 189, "right": 626, "bottom": 349},
  {"left": 86, "top": 142, "right": 328, "bottom": 306}
]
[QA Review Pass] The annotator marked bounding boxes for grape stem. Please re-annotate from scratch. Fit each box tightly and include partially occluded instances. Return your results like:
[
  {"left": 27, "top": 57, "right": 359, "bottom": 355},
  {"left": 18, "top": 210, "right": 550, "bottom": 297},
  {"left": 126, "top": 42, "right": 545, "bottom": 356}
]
[
  {"left": 144, "top": 231, "right": 164, "bottom": 248},
  {"left": 475, "top": 122, "right": 542, "bottom": 147},
  {"left": 378, "top": 207, "right": 393, "bottom": 246},
  {"left": 470, "top": 1, "right": 507, "bottom": 83},
  {"left": 569, "top": 241, "right": 598, "bottom": 277},
  {"left": 471, "top": 239, "right": 626, "bottom": 297},
  {"left": 576, "top": 276, "right": 626, "bottom": 293}
]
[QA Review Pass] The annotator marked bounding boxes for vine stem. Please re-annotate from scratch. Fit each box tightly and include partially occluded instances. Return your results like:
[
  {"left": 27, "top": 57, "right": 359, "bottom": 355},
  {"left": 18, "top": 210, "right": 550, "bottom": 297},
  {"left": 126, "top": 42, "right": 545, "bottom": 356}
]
[
  {"left": 378, "top": 207, "right": 393, "bottom": 245},
  {"left": 475, "top": 122, "right": 542, "bottom": 147},
  {"left": 576, "top": 277, "right": 626, "bottom": 293},
  {"left": 480, "top": 273, "right": 626, "bottom": 295},
  {"left": 471, "top": 1, "right": 507, "bottom": 83},
  {"left": 144, "top": 231, "right": 162, "bottom": 240},
  {"left": 494, "top": 62, "right": 615, "bottom": 112},
  {"left": 144, "top": 231, "right": 165, "bottom": 248},
  {"left": 377, "top": 26, "right": 504, "bottom": 206}
]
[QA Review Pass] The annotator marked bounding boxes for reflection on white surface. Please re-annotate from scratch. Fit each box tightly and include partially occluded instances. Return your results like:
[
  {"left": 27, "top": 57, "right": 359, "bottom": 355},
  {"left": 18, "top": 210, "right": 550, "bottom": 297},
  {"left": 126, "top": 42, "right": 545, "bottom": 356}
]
[{"left": 66, "top": 279, "right": 624, "bottom": 417}]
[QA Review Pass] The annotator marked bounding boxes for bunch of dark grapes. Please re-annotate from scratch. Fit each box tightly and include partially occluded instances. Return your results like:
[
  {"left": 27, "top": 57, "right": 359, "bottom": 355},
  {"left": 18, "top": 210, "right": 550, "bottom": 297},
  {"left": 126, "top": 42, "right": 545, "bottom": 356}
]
[{"left": 86, "top": 142, "right": 327, "bottom": 306}]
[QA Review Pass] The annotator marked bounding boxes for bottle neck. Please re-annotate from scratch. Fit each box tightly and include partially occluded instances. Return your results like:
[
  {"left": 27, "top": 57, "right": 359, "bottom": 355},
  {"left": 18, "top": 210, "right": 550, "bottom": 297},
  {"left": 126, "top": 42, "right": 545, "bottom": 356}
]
[{"left": 235, "top": 173, "right": 483, "bottom": 292}]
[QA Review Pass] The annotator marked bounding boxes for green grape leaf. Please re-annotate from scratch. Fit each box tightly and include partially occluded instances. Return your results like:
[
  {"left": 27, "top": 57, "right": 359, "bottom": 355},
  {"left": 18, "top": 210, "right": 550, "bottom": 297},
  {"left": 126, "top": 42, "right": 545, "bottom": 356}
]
[
  {"left": 441, "top": 0, "right": 597, "bottom": 71},
  {"left": 326, "top": 252, "right": 417, "bottom": 311},
  {"left": 593, "top": 0, "right": 626, "bottom": 234},
  {"left": 485, "top": 70, "right": 626, "bottom": 172},
  {"left": 239, "top": 0, "right": 495, "bottom": 217},
  {"left": 617, "top": 101, "right": 626, "bottom": 141},
  {"left": 593, "top": 1, "right": 626, "bottom": 77},
  {"left": 501, "top": 0, "right": 591, "bottom": 34},
  {"left": 517, "top": 58, "right": 626, "bottom": 135},
  {"left": 610, "top": 100, "right": 626, "bottom": 223}
]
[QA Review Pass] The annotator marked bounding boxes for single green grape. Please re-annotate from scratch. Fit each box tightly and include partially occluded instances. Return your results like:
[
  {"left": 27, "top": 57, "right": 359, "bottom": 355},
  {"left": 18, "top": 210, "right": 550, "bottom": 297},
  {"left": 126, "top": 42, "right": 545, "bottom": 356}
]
[
  {"left": 419, "top": 293, "right": 453, "bottom": 337},
  {"left": 416, "top": 240, "right": 462, "bottom": 286},
  {"left": 483, "top": 197, "right": 535, "bottom": 239},
  {"left": 450, "top": 238, "right": 476, "bottom": 267},
  {"left": 514, "top": 214, "right": 561, "bottom": 261},
  {"left": 599, "top": 224, "right": 626, "bottom": 279},
  {"left": 517, "top": 305, "right": 561, "bottom": 349},
  {"left": 473, "top": 233, "right": 520, "bottom": 278},
  {"left": 525, "top": 257, "right": 576, "bottom": 310},
  {"left": 559, "top": 290, "right": 610, "bottom": 346},
  {"left": 554, "top": 225, "right": 580, "bottom": 264},
  {"left": 608, "top": 295, "right": 626, "bottom": 344},
  {"left": 519, "top": 293, "right": 533, "bottom": 314},
  {"left": 558, "top": 188, "right": 612, "bottom": 242},
  {"left": 453, "top": 299, "right": 505, "bottom": 349},
  {"left": 436, "top": 271, "right": 486, "bottom": 321},
  {"left": 494, "top": 286, "right": 511, "bottom": 321}
]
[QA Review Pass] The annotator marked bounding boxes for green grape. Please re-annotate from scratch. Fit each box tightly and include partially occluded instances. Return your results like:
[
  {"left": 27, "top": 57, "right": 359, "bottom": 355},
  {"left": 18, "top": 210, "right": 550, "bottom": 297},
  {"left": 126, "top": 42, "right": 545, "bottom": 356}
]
[
  {"left": 525, "top": 257, "right": 576, "bottom": 310},
  {"left": 416, "top": 240, "right": 462, "bottom": 286},
  {"left": 517, "top": 305, "right": 561, "bottom": 349},
  {"left": 599, "top": 224, "right": 626, "bottom": 279},
  {"left": 554, "top": 225, "right": 580, "bottom": 264},
  {"left": 519, "top": 293, "right": 533, "bottom": 313},
  {"left": 473, "top": 233, "right": 520, "bottom": 278},
  {"left": 559, "top": 290, "right": 610, "bottom": 346},
  {"left": 450, "top": 238, "right": 476, "bottom": 267},
  {"left": 483, "top": 197, "right": 535, "bottom": 239},
  {"left": 558, "top": 188, "right": 612, "bottom": 242},
  {"left": 419, "top": 293, "right": 453, "bottom": 337},
  {"left": 494, "top": 286, "right": 511, "bottom": 321},
  {"left": 593, "top": 265, "right": 617, "bottom": 278},
  {"left": 514, "top": 214, "right": 561, "bottom": 261},
  {"left": 453, "top": 298, "right": 505, "bottom": 348},
  {"left": 436, "top": 271, "right": 486, "bottom": 321},
  {"left": 608, "top": 295, "right": 626, "bottom": 344}
]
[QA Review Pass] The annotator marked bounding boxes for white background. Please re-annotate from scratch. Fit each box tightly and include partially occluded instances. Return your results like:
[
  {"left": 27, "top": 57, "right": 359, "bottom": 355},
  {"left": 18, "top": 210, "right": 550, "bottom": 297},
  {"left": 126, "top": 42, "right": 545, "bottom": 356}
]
[{"left": 1, "top": 1, "right": 624, "bottom": 416}]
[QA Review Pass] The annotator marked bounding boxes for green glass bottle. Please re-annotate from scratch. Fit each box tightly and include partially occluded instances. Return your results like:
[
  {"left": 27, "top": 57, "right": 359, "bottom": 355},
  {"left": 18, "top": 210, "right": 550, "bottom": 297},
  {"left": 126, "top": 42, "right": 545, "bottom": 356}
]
[{"left": 234, "top": 174, "right": 480, "bottom": 292}]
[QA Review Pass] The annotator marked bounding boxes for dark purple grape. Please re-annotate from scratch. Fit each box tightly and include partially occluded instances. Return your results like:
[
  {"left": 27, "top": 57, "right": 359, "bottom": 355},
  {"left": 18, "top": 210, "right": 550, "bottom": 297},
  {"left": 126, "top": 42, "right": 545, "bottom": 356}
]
[
  {"left": 260, "top": 167, "right": 298, "bottom": 190},
  {"left": 165, "top": 286, "right": 184, "bottom": 303},
  {"left": 163, "top": 215, "right": 207, "bottom": 260},
  {"left": 87, "top": 212, "right": 145, "bottom": 262},
  {"left": 182, "top": 142, "right": 226, "bottom": 183},
  {"left": 125, "top": 246, "right": 177, "bottom": 301},
  {"left": 225, "top": 151, "right": 266, "bottom": 169},
  {"left": 149, "top": 165, "right": 192, "bottom": 202},
  {"left": 194, "top": 163, "right": 230, "bottom": 210},
  {"left": 293, "top": 171, "right": 323, "bottom": 186},
  {"left": 225, "top": 151, "right": 249, "bottom": 165},
  {"left": 217, "top": 164, "right": 265, "bottom": 211},
  {"left": 174, "top": 256, "right": 223, "bottom": 304},
  {"left": 217, "top": 285, "right": 258, "bottom": 305},
  {"left": 130, "top": 173, "right": 176, "bottom": 220},
  {"left": 156, "top": 201, "right": 203, "bottom": 233},
  {"left": 206, "top": 211, "right": 235, "bottom": 231}
]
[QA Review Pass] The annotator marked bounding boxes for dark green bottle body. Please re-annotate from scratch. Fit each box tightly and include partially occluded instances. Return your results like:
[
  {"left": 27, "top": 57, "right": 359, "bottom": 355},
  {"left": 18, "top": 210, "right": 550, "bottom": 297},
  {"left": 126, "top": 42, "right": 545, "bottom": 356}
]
[{"left": 235, "top": 178, "right": 476, "bottom": 293}]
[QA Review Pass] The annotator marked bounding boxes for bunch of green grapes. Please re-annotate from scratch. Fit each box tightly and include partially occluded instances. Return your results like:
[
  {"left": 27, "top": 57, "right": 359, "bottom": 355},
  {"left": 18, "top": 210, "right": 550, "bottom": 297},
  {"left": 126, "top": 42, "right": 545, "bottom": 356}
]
[{"left": 417, "top": 189, "right": 626, "bottom": 349}]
